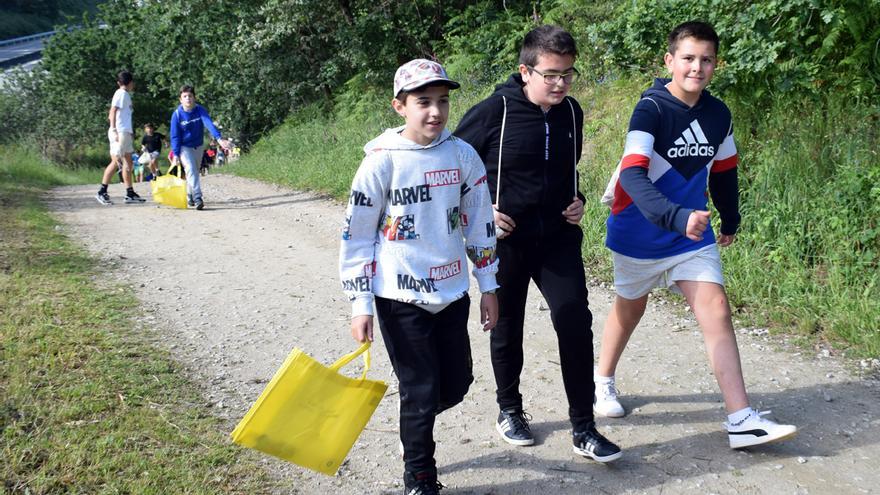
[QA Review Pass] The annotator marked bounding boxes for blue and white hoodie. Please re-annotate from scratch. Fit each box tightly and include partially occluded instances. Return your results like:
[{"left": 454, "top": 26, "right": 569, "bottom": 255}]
[
  {"left": 606, "top": 78, "right": 741, "bottom": 259},
  {"left": 339, "top": 127, "right": 500, "bottom": 316}
]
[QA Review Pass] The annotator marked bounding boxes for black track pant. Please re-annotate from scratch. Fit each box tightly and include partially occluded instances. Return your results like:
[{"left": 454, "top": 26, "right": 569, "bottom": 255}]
[
  {"left": 375, "top": 295, "right": 472, "bottom": 476},
  {"left": 490, "top": 225, "right": 595, "bottom": 430}
]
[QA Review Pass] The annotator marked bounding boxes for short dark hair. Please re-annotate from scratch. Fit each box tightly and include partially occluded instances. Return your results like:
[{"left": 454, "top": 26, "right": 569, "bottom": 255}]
[
  {"left": 117, "top": 70, "right": 133, "bottom": 86},
  {"left": 144, "top": 123, "right": 154, "bottom": 129},
  {"left": 394, "top": 81, "right": 451, "bottom": 104},
  {"left": 668, "top": 21, "right": 719, "bottom": 55},
  {"left": 179, "top": 85, "right": 195, "bottom": 96},
  {"left": 518, "top": 25, "right": 578, "bottom": 67}
]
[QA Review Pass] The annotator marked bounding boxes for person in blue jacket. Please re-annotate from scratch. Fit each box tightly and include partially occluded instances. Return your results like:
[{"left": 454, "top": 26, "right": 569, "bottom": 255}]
[
  {"left": 169, "top": 85, "right": 229, "bottom": 210},
  {"left": 593, "top": 20, "right": 797, "bottom": 449}
]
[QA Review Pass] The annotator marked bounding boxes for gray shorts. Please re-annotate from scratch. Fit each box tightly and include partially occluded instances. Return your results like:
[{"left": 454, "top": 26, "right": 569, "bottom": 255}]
[
  {"left": 612, "top": 244, "right": 725, "bottom": 300},
  {"left": 108, "top": 129, "right": 134, "bottom": 157}
]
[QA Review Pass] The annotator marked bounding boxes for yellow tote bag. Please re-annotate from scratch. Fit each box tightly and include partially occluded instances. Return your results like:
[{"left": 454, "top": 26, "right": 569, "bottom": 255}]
[
  {"left": 231, "top": 342, "right": 387, "bottom": 475},
  {"left": 150, "top": 166, "right": 187, "bottom": 209}
]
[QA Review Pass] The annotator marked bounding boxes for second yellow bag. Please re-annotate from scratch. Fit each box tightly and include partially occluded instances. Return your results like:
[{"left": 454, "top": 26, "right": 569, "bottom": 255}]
[
  {"left": 230, "top": 342, "right": 387, "bottom": 475},
  {"left": 150, "top": 167, "right": 187, "bottom": 209}
]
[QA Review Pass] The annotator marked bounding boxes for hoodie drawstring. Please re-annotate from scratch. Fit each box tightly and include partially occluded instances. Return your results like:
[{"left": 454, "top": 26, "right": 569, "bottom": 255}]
[
  {"left": 566, "top": 97, "right": 577, "bottom": 199},
  {"left": 495, "top": 95, "right": 508, "bottom": 209}
]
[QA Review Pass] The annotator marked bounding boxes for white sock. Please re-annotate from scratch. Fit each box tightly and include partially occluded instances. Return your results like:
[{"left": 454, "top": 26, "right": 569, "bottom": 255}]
[
  {"left": 727, "top": 407, "right": 753, "bottom": 425},
  {"left": 595, "top": 374, "right": 615, "bottom": 384}
]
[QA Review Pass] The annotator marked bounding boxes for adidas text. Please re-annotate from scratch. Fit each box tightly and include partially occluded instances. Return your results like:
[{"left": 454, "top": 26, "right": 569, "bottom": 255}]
[{"left": 667, "top": 144, "right": 715, "bottom": 158}]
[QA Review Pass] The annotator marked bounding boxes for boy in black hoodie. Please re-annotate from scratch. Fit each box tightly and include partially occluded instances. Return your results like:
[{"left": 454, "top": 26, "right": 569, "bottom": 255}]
[{"left": 455, "top": 25, "right": 621, "bottom": 463}]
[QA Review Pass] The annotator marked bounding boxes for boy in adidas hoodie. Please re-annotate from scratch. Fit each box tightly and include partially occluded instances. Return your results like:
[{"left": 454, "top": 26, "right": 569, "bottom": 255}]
[
  {"left": 454, "top": 25, "right": 622, "bottom": 463},
  {"left": 594, "top": 21, "right": 797, "bottom": 449},
  {"left": 339, "top": 59, "right": 499, "bottom": 495}
]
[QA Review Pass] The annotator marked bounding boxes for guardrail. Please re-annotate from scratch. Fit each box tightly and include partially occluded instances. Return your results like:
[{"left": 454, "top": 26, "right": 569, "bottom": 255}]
[{"left": 0, "top": 30, "right": 56, "bottom": 48}]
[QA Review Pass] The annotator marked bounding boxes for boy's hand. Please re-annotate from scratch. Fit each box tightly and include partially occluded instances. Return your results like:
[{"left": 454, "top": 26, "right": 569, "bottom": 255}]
[
  {"left": 717, "top": 233, "right": 736, "bottom": 247},
  {"left": 493, "top": 205, "right": 515, "bottom": 239},
  {"left": 686, "top": 210, "right": 710, "bottom": 241},
  {"left": 480, "top": 293, "right": 498, "bottom": 332},
  {"left": 562, "top": 197, "right": 584, "bottom": 224},
  {"left": 350, "top": 315, "right": 374, "bottom": 343}
]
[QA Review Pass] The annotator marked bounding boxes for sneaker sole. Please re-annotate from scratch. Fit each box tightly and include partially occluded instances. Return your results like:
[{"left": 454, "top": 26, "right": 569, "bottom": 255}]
[
  {"left": 573, "top": 445, "right": 623, "bottom": 463},
  {"left": 593, "top": 404, "right": 626, "bottom": 418},
  {"left": 729, "top": 427, "right": 798, "bottom": 449},
  {"left": 495, "top": 422, "right": 535, "bottom": 446}
]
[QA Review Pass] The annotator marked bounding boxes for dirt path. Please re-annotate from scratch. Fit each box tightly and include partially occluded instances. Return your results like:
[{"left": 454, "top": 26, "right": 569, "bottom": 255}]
[{"left": 49, "top": 175, "right": 879, "bottom": 494}]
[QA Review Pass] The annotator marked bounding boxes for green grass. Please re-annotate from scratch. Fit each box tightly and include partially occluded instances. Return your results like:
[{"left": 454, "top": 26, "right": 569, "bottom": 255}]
[
  {"left": 0, "top": 146, "right": 280, "bottom": 493},
  {"left": 224, "top": 75, "right": 880, "bottom": 359}
]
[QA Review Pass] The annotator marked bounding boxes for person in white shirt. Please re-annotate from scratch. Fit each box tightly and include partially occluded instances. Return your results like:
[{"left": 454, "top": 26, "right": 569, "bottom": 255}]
[{"left": 95, "top": 71, "right": 144, "bottom": 205}]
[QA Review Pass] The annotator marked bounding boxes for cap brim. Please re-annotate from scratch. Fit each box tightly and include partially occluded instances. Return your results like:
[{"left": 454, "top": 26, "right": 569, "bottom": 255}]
[{"left": 400, "top": 78, "right": 460, "bottom": 93}]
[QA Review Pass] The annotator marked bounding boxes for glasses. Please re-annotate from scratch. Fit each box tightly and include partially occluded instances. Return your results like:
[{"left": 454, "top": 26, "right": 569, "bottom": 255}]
[{"left": 527, "top": 66, "right": 579, "bottom": 85}]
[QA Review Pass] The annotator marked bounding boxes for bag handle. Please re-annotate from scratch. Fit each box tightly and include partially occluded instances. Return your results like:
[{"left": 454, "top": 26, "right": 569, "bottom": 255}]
[{"left": 329, "top": 341, "right": 371, "bottom": 380}]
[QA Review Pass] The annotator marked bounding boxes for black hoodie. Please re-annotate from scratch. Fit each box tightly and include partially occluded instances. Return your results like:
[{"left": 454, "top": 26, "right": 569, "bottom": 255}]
[{"left": 454, "top": 74, "right": 585, "bottom": 242}]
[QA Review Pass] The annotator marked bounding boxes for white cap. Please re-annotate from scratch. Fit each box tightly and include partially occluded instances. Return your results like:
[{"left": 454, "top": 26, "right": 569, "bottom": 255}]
[{"left": 393, "top": 59, "right": 460, "bottom": 96}]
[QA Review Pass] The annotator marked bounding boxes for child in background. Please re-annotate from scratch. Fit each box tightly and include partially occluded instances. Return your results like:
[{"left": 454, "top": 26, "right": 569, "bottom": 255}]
[{"left": 169, "top": 85, "right": 229, "bottom": 210}]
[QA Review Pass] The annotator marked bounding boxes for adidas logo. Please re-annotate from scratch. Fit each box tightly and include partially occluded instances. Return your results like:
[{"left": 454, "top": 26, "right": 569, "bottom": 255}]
[{"left": 667, "top": 119, "right": 715, "bottom": 158}]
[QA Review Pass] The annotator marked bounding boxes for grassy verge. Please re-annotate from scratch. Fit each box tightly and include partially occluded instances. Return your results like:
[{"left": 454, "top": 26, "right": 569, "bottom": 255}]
[
  {"left": 0, "top": 146, "right": 278, "bottom": 493},
  {"left": 224, "top": 76, "right": 879, "bottom": 359}
]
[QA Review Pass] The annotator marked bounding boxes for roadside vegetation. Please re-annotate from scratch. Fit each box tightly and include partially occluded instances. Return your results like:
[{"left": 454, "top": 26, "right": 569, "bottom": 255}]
[{"left": 0, "top": 146, "right": 278, "bottom": 493}]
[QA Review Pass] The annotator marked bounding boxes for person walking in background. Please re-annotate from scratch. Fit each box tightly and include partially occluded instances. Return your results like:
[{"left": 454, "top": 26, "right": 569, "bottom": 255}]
[
  {"left": 169, "top": 85, "right": 229, "bottom": 210},
  {"left": 141, "top": 123, "right": 166, "bottom": 179},
  {"left": 594, "top": 20, "right": 797, "bottom": 449},
  {"left": 95, "top": 70, "right": 145, "bottom": 205},
  {"left": 454, "top": 25, "right": 622, "bottom": 463},
  {"left": 340, "top": 59, "right": 499, "bottom": 495}
]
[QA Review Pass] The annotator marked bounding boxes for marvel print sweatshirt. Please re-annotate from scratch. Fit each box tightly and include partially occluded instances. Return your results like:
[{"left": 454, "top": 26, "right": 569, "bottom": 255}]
[
  {"left": 606, "top": 78, "right": 740, "bottom": 259},
  {"left": 339, "top": 127, "right": 499, "bottom": 316}
]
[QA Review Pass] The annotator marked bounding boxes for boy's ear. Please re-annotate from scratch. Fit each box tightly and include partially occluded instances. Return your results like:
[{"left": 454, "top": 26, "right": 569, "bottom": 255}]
[
  {"left": 518, "top": 63, "right": 530, "bottom": 82},
  {"left": 664, "top": 52, "right": 674, "bottom": 71},
  {"left": 391, "top": 97, "right": 406, "bottom": 117}
]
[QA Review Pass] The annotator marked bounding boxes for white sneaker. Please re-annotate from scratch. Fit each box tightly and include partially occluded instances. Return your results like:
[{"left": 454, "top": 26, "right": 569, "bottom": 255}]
[
  {"left": 726, "top": 410, "right": 797, "bottom": 449},
  {"left": 593, "top": 380, "right": 625, "bottom": 418}
]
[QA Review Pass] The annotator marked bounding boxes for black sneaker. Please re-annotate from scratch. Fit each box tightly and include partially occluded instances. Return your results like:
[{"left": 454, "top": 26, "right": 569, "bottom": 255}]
[
  {"left": 95, "top": 191, "right": 112, "bottom": 205},
  {"left": 496, "top": 408, "right": 535, "bottom": 446},
  {"left": 572, "top": 422, "right": 622, "bottom": 463},
  {"left": 404, "top": 471, "right": 443, "bottom": 495},
  {"left": 124, "top": 191, "right": 146, "bottom": 203},
  {"left": 187, "top": 197, "right": 195, "bottom": 207},
  {"left": 195, "top": 199, "right": 204, "bottom": 210}
]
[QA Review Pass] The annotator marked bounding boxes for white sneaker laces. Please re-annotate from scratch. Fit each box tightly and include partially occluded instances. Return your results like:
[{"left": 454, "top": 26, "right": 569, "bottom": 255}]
[{"left": 598, "top": 382, "right": 618, "bottom": 400}]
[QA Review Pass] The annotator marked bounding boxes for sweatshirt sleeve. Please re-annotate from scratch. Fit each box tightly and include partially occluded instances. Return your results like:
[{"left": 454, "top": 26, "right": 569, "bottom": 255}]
[
  {"left": 453, "top": 98, "right": 496, "bottom": 161},
  {"left": 199, "top": 106, "right": 222, "bottom": 139},
  {"left": 169, "top": 109, "right": 181, "bottom": 157},
  {"left": 457, "top": 142, "right": 499, "bottom": 292},
  {"left": 618, "top": 99, "right": 692, "bottom": 235},
  {"left": 708, "top": 125, "right": 741, "bottom": 235},
  {"left": 338, "top": 152, "right": 389, "bottom": 316}
]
